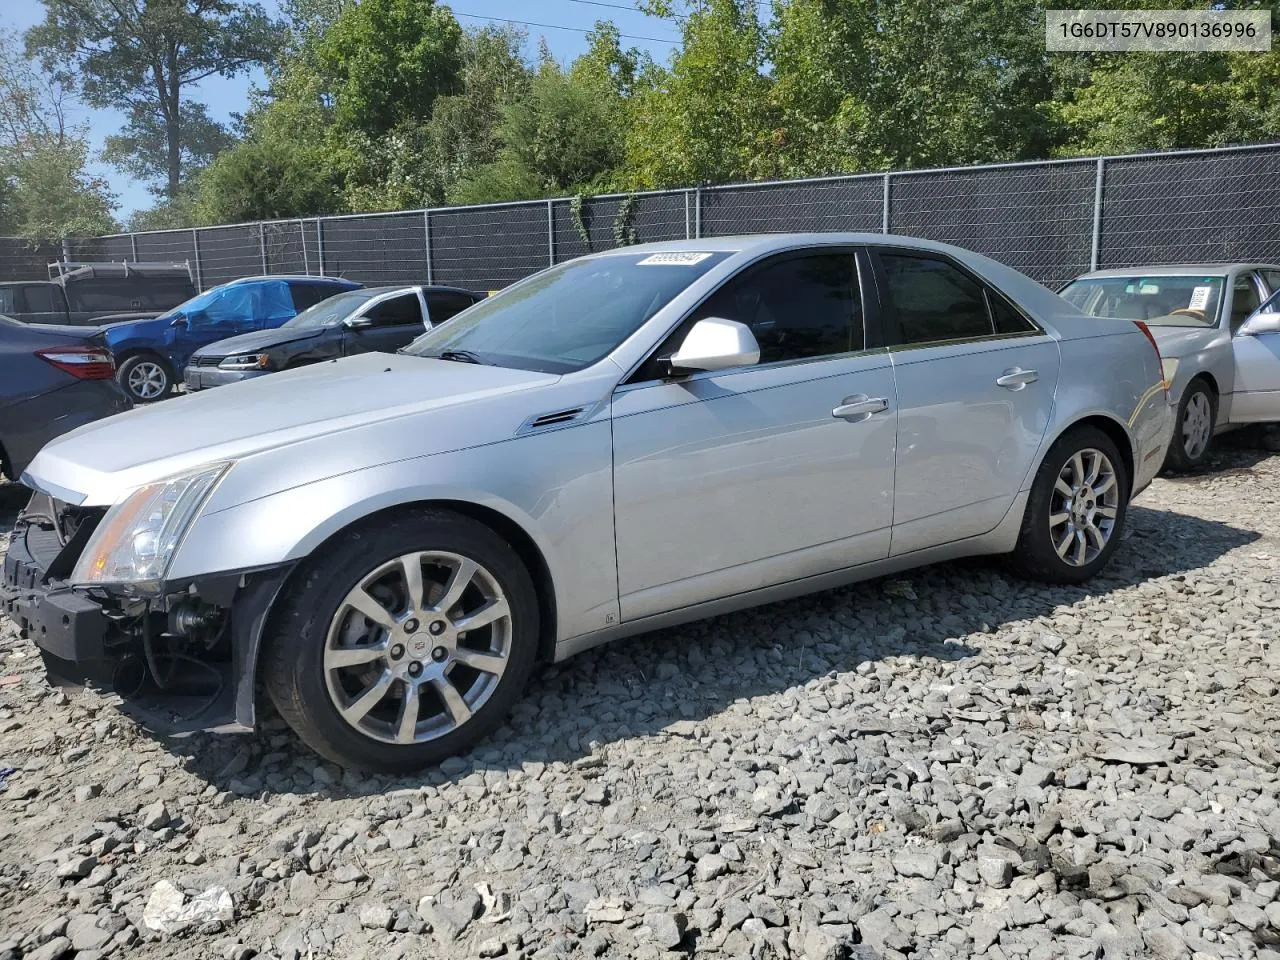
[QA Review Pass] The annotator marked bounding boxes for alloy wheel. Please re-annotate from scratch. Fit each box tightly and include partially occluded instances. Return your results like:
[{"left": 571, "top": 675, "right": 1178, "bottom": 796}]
[
  {"left": 1049, "top": 448, "right": 1120, "bottom": 567},
  {"left": 1182, "top": 391, "right": 1212, "bottom": 461},
  {"left": 127, "top": 361, "right": 168, "bottom": 400},
  {"left": 323, "top": 551, "right": 512, "bottom": 745}
]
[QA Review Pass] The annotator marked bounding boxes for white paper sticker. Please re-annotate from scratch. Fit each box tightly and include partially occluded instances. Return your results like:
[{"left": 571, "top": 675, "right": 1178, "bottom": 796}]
[
  {"left": 637, "top": 252, "right": 714, "bottom": 266},
  {"left": 1188, "top": 285, "right": 1213, "bottom": 310}
]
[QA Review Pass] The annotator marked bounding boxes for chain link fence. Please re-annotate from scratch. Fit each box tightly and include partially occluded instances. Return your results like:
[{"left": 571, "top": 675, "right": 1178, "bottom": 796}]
[{"left": 5, "top": 142, "right": 1280, "bottom": 291}]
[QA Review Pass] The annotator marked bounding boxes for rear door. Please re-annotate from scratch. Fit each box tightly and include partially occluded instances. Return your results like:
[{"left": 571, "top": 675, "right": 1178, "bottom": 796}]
[
  {"left": 17, "top": 284, "right": 66, "bottom": 325},
  {"left": 343, "top": 291, "right": 427, "bottom": 355},
  {"left": 870, "top": 248, "right": 1061, "bottom": 555}
]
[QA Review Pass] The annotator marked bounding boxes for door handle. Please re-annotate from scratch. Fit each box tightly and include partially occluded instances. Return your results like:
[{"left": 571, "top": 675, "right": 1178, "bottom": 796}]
[
  {"left": 996, "top": 367, "right": 1039, "bottom": 390},
  {"left": 832, "top": 395, "right": 889, "bottom": 422}
]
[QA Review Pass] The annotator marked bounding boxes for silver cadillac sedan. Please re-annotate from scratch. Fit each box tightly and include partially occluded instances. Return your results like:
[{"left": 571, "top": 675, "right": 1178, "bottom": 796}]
[
  {"left": 1062, "top": 263, "right": 1280, "bottom": 469},
  {"left": 2, "top": 235, "right": 1173, "bottom": 771}
]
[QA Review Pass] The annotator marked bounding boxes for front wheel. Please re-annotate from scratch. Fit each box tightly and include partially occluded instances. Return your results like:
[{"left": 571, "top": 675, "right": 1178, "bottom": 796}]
[
  {"left": 262, "top": 509, "right": 540, "bottom": 772},
  {"left": 1008, "top": 426, "right": 1130, "bottom": 584},
  {"left": 1164, "top": 380, "right": 1216, "bottom": 471},
  {"left": 116, "top": 354, "right": 173, "bottom": 403}
]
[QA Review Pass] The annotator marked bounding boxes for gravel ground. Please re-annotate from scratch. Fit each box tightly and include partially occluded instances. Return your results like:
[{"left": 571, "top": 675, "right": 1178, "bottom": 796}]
[{"left": 2, "top": 440, "right": 1280, "bottom": 960}]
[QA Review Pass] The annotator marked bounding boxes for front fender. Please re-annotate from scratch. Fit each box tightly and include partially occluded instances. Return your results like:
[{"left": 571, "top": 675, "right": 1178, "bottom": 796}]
[{"left": 169, "top": 422, "right": 620, "bottom": 644}]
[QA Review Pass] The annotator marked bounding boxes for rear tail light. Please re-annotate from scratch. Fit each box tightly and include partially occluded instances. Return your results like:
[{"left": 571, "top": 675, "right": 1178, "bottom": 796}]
[
  {"left": 1133, "top": 321, "right": 1169, "bottom": 396},
  {"left": 36, "top": 346, "right": 116, "bottom": 380}
]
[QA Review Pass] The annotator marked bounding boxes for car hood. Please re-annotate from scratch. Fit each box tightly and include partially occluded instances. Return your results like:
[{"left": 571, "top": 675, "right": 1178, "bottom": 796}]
[
  {"left": 23, "top": 353, "right": 561, "bottom": 505},
  {"left": 193, "top": 327, "right": 325, "bottom": 357},
  {"left": 101, "top": 315, "right": 172, "bottom": 344},
  {"left": 1148, "top": 325, "right": 1221, "bottom": 359}
]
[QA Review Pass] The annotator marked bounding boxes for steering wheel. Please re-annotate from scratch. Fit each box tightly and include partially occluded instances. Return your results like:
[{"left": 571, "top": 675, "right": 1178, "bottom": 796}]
[{"left": 1168, "top": 308, "right": 1207, "bottom": 322}]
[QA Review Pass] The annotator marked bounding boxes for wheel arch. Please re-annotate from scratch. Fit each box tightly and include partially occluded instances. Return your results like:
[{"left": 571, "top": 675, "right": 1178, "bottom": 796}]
[
  {"left": 1038, "top": 413, "right": 1136, "bottom": 495},
  {"left": 262, "top": 498, "right": 559, "bottom": 664}
]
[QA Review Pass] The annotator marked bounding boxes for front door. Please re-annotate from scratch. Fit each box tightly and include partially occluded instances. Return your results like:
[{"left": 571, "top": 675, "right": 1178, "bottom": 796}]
[
  {"left": 611, "top": 250, "right": 898, "bottom": 622},
  {"left": 343, "top": 291, "right": 427, "bottom": 355},
  {"left": 870, "top": 249, "right": 1061, "bottom": 555},
  {"left": 1228, "top": 273, "right": 1280, "bottom": 422}
]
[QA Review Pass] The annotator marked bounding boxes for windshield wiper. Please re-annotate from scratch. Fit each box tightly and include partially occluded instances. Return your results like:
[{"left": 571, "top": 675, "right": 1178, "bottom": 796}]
[{"left": 432, "top": 349, "right": 486, "bottom": 365}]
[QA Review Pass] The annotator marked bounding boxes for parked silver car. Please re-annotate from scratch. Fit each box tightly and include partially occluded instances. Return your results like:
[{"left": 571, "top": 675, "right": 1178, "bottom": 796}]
[
  {"left": 2, "top": 235, "right": 1172, "bottom": 771},
  {"left": 1062, "top": 263, "right": 1280, "bottom": 469}
]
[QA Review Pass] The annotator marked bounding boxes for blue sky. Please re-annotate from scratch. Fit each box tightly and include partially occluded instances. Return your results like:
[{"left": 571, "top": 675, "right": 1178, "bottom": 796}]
[{"left": 1, "top": 1, "right": 681, "bottom": 220}]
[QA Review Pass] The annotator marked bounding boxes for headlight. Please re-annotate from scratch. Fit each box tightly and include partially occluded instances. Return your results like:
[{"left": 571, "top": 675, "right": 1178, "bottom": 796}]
[
  {"left": 71, "top": 463, "right": 231, "bottom": 589},
  {"left": 1161, "top": 357, "right": 1179, "bottom": 387},
  {"left": 219, "top": 353, "right": 270, "bottom": 370}
]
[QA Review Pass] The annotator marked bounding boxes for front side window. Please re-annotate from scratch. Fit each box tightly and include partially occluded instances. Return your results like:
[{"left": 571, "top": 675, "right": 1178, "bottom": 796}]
[
  {"left": 1231, "top": 274, "right": 1263, "bottom": 331},
  {"left": 689, "top": 253, "right": 862, "bottom": 365},
  {"left": 1060, "top": 275, "right": 1225, "bottom": 328},
  {"left": 285, "top": 290, "right": 377, "bottom": 328},
  {"left": 404, "top": 252, "right": 731, "bottom": 374},
  {"left": 364, "top": 293, "right": 423, "bottom": 327},
  {"left": 879, "top": 253, "right": 993, "bottom": 345}
]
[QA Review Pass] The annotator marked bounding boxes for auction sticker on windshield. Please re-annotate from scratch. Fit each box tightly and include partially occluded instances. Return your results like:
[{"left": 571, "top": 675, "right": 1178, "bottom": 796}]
[
  {"left": 1189, "top": 286, "right": 1214, "bottom": 311},
  {"left": 637, "top": 252, "right": 715, "bottom": 266}
]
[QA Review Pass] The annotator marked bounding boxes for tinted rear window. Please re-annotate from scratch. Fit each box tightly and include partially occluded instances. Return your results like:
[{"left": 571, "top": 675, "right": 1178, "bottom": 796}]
[{"left": 65, "top": 277, "right": 195, "bottom": 312}]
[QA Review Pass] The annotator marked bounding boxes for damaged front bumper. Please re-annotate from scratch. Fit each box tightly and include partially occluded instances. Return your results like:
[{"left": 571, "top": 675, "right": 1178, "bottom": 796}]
[{"left": 1, "top": 492, "right": 292, "bottom": 737}]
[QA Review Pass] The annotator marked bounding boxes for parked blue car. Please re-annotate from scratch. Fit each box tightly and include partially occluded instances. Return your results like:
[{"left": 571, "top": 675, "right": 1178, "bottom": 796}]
[{"left": 103, "top": 275, "right": 362, "bottom": 402}]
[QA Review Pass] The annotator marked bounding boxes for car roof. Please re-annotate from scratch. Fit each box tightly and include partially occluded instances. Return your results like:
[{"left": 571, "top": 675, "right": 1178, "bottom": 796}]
[
  {"left": 1072, "top": 263, "right": 1280, "bottom": 280},
  {"left": 363, "top": 284, "right": 482, "bottom": 295},
  {"left": 225, "top": 275, "right": 360, "bottom": 286}
]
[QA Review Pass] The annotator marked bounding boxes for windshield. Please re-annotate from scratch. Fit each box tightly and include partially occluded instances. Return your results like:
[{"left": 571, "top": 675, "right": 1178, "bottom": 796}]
[
  {"left": 1061, "top": 275, "right": 1225, "bottom": 328},
  {"left": 156, "top": 284, "right": 224, "bottom": 321},
  {"left": 285, "top": 289, "right": 377, "bottom": 328},
  {"left": 402, "top": 251, "right": 732, "bottom": 373}
]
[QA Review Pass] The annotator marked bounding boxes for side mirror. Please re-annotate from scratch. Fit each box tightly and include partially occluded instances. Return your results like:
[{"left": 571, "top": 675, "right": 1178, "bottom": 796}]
[
  {"left": 667, "top": 317, "right": 761, "bottom": 375},
  {"left": 1240, "top": 311, "right": 1280, "bottom": 336},
  {"left": 344, "top": 315, "right": 372, "bottom": 329},
  {"left": 170, "top": 315, "right": 188, "bottom": 328}
]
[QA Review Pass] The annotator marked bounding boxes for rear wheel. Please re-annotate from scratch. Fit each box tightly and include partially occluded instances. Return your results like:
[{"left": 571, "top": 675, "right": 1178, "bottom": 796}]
[
  {"left": 117, "top": 354, "right": 173, "bottom": 403},
  {"left": 1009, "top": 426, "right": 1129, "bottom": 584},
  {"left": 1164, "top": 379, "right": 1216, "bottom": 471},
  {"left": 262, "top": 509, "right": 540, "bottom": 772}
]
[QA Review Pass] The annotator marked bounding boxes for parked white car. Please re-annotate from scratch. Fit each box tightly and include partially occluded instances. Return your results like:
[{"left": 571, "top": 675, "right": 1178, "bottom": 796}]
[{"left": 1062, "top": 263, "right": 1280, "bottom": 469}]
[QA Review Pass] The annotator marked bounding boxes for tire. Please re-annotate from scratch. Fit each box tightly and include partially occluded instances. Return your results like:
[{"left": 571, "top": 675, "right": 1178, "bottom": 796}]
[
  {"left": 262, "top": 508, "right": 540, "bottom": 772},
  {"left": 1163, "top": 379, "right": 1217, "bottom": 471},
  {"left": 116, "top": 353, "right": 173, "bottom": 403},
  {"left": 1009, "top": 425, "right": 1130, "bottom": 584}
]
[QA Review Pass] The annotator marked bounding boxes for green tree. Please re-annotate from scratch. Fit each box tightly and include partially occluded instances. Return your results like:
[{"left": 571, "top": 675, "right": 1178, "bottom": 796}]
[
  {"left": 451, "top": 38, "right": 629, "bottom": 203},
  {"left": 3, "top": 138, "right": 118, "bottom": 238},
  {"left": 26, "top": 0, "right": 281, "bottom": 200},
  {"left": 312, "top": 0, "right": 463, "bottom": 137},
  {"left": 0, "top": 31, "right": 117, "bottom": 239},
  {"left": 625, "top": 0, "right": 775, "bottom": 188},
  {"left": 426, "top": 26, "right": 533, "bottom": 200},
  {"left": 768, "top": 0, "right": 1057, "bottom": 175},
  {"left": 194, "top": 138, "right": 341, "bottom": 222}
]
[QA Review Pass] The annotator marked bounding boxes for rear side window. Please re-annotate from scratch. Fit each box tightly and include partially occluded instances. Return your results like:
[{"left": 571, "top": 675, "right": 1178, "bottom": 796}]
[
  {"left": 426, "top": 292, "right": 479, "bottom": 324},
  {"left": 878, "top": 252, "right": 1037, "bottom": 345},
  {"left": 20, "top": 285, "right": 58, "bottom": 314},
  {"left": 879, "top": 254, "right": 991, "bottom": 344},
  {"left": 289, "top": 282, "right": 347, "bottom": 311},
  {"left": 0, "top": 287, "right": 15, "bottom": 315}
]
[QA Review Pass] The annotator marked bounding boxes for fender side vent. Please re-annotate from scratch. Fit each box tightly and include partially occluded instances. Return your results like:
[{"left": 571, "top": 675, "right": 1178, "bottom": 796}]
[{"left": 528, "top": 407, "right": 584, "bottom": 428}]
